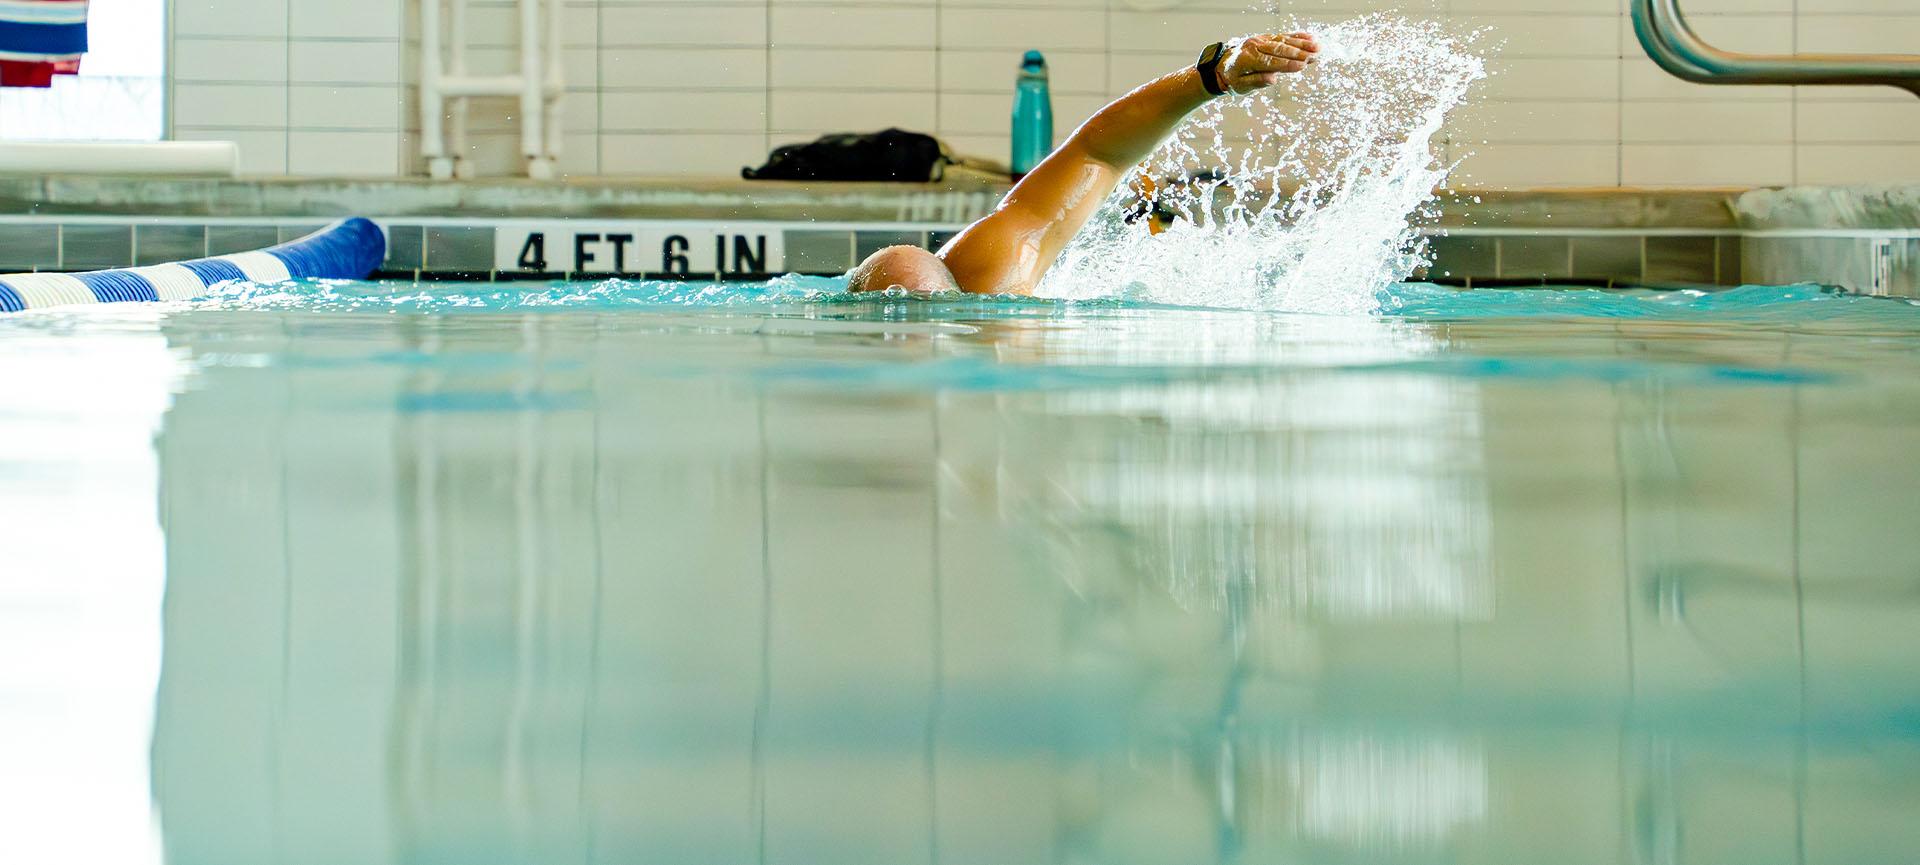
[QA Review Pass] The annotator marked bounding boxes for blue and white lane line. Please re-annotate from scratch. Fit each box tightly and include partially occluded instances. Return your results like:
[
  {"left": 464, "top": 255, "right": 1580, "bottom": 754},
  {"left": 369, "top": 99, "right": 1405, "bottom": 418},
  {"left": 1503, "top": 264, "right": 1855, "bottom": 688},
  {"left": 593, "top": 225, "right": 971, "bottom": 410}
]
[{"left": 0, "top": 217, "right": 387, "bottom": 313}]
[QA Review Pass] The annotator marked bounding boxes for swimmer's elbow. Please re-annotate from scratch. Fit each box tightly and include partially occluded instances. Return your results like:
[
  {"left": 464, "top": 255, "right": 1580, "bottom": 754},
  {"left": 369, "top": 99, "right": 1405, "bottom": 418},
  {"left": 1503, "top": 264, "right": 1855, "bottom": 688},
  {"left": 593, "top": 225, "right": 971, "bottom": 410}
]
[
  {"left": 1060, "top": 138, "right": 1130, "bottom": 175},
  {"left": 942, "top": 251, "right": 1021, "bottom": 295},
  {"left": 940, "top": 227, "right": 1034, "bottom": 295}
]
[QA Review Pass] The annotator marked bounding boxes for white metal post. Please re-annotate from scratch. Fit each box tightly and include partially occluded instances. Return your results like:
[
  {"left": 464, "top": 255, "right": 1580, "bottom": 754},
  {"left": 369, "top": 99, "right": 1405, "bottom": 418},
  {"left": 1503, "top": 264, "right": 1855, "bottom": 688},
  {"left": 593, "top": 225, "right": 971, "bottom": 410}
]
[
  {"left": 448, "top": 0, "right": 472, "bottom": 178},
  {"left": 421, "top": 0, "right": 449, "bottom": 179},
  {"left": 419, "top": 0, "right": 565, "bottom": 179},
  {"left": 542, "top": 0, "right": 564, "bottom": 168},
  {"left": 519, "top": 0, "right": 552, "bottom": 179}
]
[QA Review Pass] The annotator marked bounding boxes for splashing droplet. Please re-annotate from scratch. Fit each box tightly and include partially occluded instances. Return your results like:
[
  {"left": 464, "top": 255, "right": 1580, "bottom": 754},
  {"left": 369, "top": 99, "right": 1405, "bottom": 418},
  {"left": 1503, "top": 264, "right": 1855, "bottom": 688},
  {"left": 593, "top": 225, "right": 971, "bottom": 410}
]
[{"left": 1039, "top": 14, "right": 1488, "bottom": 315}]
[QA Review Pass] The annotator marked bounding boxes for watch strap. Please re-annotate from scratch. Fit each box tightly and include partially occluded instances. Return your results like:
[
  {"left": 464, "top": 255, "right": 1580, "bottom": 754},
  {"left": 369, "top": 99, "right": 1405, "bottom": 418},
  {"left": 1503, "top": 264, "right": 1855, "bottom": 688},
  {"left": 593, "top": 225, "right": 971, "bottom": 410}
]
[{"left": 1196, "top": 41, "right": 1228, "bottom": 96}]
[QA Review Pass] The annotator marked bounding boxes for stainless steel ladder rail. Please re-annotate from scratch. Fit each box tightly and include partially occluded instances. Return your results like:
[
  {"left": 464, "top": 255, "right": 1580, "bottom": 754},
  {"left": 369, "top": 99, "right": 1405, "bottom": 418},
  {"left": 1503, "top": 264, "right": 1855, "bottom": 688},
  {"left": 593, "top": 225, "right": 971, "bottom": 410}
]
[{"left": 1633, "top": 0, "right": 1920, "bottom": 97}]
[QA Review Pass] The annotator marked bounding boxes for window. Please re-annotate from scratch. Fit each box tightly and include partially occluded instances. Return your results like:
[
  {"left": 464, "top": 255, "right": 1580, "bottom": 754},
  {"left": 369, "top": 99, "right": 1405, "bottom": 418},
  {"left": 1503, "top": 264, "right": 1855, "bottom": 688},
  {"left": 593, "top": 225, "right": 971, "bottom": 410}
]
[{"left": 0, "top": 0, "right": 164, "bottom": 141}]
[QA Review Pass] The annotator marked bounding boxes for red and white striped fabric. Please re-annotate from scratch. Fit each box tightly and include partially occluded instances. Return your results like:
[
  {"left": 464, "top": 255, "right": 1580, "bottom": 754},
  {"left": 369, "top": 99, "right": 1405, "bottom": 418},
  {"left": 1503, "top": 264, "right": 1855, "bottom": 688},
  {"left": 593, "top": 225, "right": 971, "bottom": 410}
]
[{"left": 0, "top": 0, "right": 87, "bottom": 88}]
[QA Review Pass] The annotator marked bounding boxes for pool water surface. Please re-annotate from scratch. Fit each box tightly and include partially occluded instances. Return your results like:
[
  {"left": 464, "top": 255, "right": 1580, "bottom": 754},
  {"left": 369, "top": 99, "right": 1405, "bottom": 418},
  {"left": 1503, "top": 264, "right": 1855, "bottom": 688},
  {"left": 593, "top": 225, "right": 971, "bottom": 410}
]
[{"left": 2, "top": 278, "right": 1918, "bottom": 865}]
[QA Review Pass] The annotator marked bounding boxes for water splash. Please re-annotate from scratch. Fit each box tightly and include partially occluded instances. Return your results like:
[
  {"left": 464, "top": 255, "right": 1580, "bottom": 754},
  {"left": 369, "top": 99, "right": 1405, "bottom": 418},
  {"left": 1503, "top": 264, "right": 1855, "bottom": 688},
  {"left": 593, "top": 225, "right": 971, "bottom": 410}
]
[{"left": 1038, "top": 14, "right": 1488, "bottom": 315}]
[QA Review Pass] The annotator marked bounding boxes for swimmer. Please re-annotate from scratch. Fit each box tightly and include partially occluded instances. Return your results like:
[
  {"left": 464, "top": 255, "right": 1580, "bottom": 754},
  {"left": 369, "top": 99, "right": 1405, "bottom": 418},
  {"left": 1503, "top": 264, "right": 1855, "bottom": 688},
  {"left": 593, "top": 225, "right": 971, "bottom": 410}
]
[{"left": 849, "top": 32, "right": 1319, "bottom": 295}]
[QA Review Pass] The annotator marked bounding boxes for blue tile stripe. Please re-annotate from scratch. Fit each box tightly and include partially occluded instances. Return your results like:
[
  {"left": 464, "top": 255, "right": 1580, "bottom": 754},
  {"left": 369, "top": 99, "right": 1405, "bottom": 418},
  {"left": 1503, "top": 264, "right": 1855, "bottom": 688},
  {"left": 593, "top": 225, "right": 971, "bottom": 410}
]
[
  {"left": 0, "top": 218, "right": 386, "bottom": 314},
  {"left": 73, "top": 269, "right": 158, "bottom": 303}
]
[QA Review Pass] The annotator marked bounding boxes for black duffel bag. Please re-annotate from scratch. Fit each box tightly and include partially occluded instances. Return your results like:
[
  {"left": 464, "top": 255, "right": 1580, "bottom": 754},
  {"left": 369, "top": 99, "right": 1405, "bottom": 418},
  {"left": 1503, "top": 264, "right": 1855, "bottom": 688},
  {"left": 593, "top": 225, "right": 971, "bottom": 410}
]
[{"left": 743, "top": 128, "right": 953, "bottom": 182}]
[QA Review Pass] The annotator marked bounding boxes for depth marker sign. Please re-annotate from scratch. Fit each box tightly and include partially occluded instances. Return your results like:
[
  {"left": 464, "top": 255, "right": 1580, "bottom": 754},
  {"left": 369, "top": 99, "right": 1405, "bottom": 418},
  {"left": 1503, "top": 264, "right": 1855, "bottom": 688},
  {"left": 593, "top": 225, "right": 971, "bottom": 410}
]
[{"left": 494, "top": 223, "right": 786, "bottom": 276}]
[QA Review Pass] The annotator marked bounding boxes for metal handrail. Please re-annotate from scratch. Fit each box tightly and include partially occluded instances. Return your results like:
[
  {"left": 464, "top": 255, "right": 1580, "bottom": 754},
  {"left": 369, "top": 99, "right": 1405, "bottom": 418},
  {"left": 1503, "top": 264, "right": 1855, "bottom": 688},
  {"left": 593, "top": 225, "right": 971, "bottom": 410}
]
[{"left": 1633, "top": 0, "right": 1920, "bottom": 97}]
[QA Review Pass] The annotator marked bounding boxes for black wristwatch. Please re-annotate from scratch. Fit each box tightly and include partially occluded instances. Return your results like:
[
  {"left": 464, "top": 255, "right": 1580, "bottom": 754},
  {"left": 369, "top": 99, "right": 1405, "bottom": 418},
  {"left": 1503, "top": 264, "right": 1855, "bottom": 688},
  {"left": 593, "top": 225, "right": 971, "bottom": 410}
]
[{"left": 1196, "top": 41, "right": 1229, "bottom": 96}]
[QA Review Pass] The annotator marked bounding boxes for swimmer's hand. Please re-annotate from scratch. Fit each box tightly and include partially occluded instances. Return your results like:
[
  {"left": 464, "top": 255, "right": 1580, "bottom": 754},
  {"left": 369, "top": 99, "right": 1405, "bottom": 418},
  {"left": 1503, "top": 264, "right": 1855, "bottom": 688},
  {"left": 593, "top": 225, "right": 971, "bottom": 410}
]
[{"left": 1220, "top": 32, "right": 1319, "bottom": 93}]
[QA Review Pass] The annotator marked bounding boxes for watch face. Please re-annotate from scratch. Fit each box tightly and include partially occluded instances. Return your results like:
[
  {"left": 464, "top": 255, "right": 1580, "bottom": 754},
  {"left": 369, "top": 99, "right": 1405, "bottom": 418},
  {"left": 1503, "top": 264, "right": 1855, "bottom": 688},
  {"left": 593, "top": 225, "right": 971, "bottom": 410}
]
[{"left": 1201, "top": 42, "right": 1225, "bottom": 65}]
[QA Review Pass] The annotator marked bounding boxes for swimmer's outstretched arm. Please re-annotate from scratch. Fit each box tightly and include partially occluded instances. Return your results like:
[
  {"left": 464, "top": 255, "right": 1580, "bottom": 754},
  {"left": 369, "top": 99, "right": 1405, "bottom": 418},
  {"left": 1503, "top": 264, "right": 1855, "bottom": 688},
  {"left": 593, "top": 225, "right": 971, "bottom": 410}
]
[{"left": 938, "top": 32, "right": 1318, "bottom": 295}]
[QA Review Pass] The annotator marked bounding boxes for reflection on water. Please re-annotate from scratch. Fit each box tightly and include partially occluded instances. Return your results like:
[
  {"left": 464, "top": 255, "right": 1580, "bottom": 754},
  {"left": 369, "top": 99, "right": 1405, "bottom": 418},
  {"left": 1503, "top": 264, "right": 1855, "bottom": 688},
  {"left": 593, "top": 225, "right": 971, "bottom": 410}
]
[
  {"left": 5, "top": 291, "right": 1920, "bottom": 865},
  {"left": 1018, "top": 375, "right": 1492, "bottom": 620},
  {"left": 0, "top": 318, "right": 173, "bottom": 865},
  {"left": 1283, "top": 730, "right": 1488, "bottom": 851},
  {"left": 992, "top": 315, "right": 1492, "bottom": 621}
]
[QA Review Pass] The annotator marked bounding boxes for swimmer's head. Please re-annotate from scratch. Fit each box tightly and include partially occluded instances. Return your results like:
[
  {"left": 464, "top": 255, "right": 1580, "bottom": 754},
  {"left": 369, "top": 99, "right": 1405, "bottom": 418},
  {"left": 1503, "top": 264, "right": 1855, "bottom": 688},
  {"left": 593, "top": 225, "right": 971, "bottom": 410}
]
[{"left": 847, "top": 245, "right": 960, "bottom": 294}]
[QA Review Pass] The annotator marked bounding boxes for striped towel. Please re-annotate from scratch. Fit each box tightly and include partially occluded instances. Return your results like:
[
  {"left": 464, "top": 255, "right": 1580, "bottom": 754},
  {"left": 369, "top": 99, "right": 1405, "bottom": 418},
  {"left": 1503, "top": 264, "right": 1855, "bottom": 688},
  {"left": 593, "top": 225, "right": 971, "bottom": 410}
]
[{"left": 0, "top": 0, "right": 86, "bottom": 88}]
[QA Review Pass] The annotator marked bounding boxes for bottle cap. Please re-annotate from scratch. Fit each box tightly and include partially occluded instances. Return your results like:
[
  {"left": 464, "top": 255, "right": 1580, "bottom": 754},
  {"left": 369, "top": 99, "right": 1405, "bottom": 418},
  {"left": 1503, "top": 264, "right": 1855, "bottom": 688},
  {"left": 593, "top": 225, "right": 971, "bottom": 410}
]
[{"left": 1021, "top": 50, "right": 1046, "bottom": 69}]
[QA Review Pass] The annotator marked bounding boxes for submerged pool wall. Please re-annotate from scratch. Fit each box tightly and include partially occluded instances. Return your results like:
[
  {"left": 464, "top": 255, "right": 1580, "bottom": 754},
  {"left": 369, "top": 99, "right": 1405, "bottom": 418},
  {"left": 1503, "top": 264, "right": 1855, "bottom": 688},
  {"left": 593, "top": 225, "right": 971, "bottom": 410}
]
[{"left": 0, "top": 217, "right": 386, "bottom": 313}]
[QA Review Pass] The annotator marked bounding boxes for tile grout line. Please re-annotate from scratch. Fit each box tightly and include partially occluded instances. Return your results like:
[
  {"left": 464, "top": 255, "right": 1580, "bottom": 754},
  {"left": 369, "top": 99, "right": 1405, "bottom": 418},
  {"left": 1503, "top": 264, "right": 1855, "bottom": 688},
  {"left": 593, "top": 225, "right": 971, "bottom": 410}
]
[
  {"left": 934, "top": 0, "right": 943, "bottom": 144},
  {"left": 163, "top": 0, "right": 174, "bottom": 141},
  {"left": 1105, "top": 0, "right": 1113, "bottom": 97},
  {"left": 1444, "top": 0, "right": 1452, "bottom": 171},
  {"left": 395, "top": 1, "right": 406, "bottom": 174},
  {"left": 1791, "top": 0, "right": 1800, "bottom": 186},
  {"left": 597, "top": 1, "right": 605, "bottom": 174},
  {"left": 764, "top": 0, "right": 773, "bottom": 161},
  {"left": 284, "top": 0, "right": 292, "bottom": 173}
]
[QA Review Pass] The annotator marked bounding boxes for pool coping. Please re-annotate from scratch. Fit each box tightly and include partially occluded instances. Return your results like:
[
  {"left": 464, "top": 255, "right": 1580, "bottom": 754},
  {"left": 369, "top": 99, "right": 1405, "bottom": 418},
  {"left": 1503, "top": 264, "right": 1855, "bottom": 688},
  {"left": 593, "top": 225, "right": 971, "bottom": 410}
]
[{"left": 0, "top": 174, "right": 1763, "bottom": 227}]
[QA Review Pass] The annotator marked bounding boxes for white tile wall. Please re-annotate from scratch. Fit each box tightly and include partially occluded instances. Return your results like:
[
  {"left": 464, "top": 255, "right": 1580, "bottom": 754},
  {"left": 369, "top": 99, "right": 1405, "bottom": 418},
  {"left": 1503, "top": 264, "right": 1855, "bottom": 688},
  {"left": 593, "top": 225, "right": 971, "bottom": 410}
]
[
  {"left": 169, "top": 0, "right": 408, "bottom": 175},
  {"left": 165, "top": 0, "right": 1920, "bottom": 186}
]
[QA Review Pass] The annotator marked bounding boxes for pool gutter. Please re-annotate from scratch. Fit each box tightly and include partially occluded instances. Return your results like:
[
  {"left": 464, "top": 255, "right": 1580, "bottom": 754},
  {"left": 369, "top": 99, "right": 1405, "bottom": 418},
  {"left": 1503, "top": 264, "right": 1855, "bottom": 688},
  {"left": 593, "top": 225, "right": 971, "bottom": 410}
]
[{"left": 0, "top": 175, "right": 1915, "bottom": 296}]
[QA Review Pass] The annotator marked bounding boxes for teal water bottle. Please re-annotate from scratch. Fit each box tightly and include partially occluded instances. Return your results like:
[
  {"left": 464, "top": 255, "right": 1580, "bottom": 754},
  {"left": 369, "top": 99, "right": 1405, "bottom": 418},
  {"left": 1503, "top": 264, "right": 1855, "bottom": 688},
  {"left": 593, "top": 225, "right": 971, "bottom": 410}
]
[{"left": 1011, "top": 50, "right": 1053, "bottom": 177}]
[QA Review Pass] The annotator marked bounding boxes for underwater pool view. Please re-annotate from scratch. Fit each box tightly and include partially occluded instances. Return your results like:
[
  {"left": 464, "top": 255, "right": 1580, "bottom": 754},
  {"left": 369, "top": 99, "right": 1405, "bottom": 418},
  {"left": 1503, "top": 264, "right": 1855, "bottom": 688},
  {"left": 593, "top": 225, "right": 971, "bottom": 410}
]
[{"left": 3, "top": 278, "right": 1919, "bottom": 865}]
